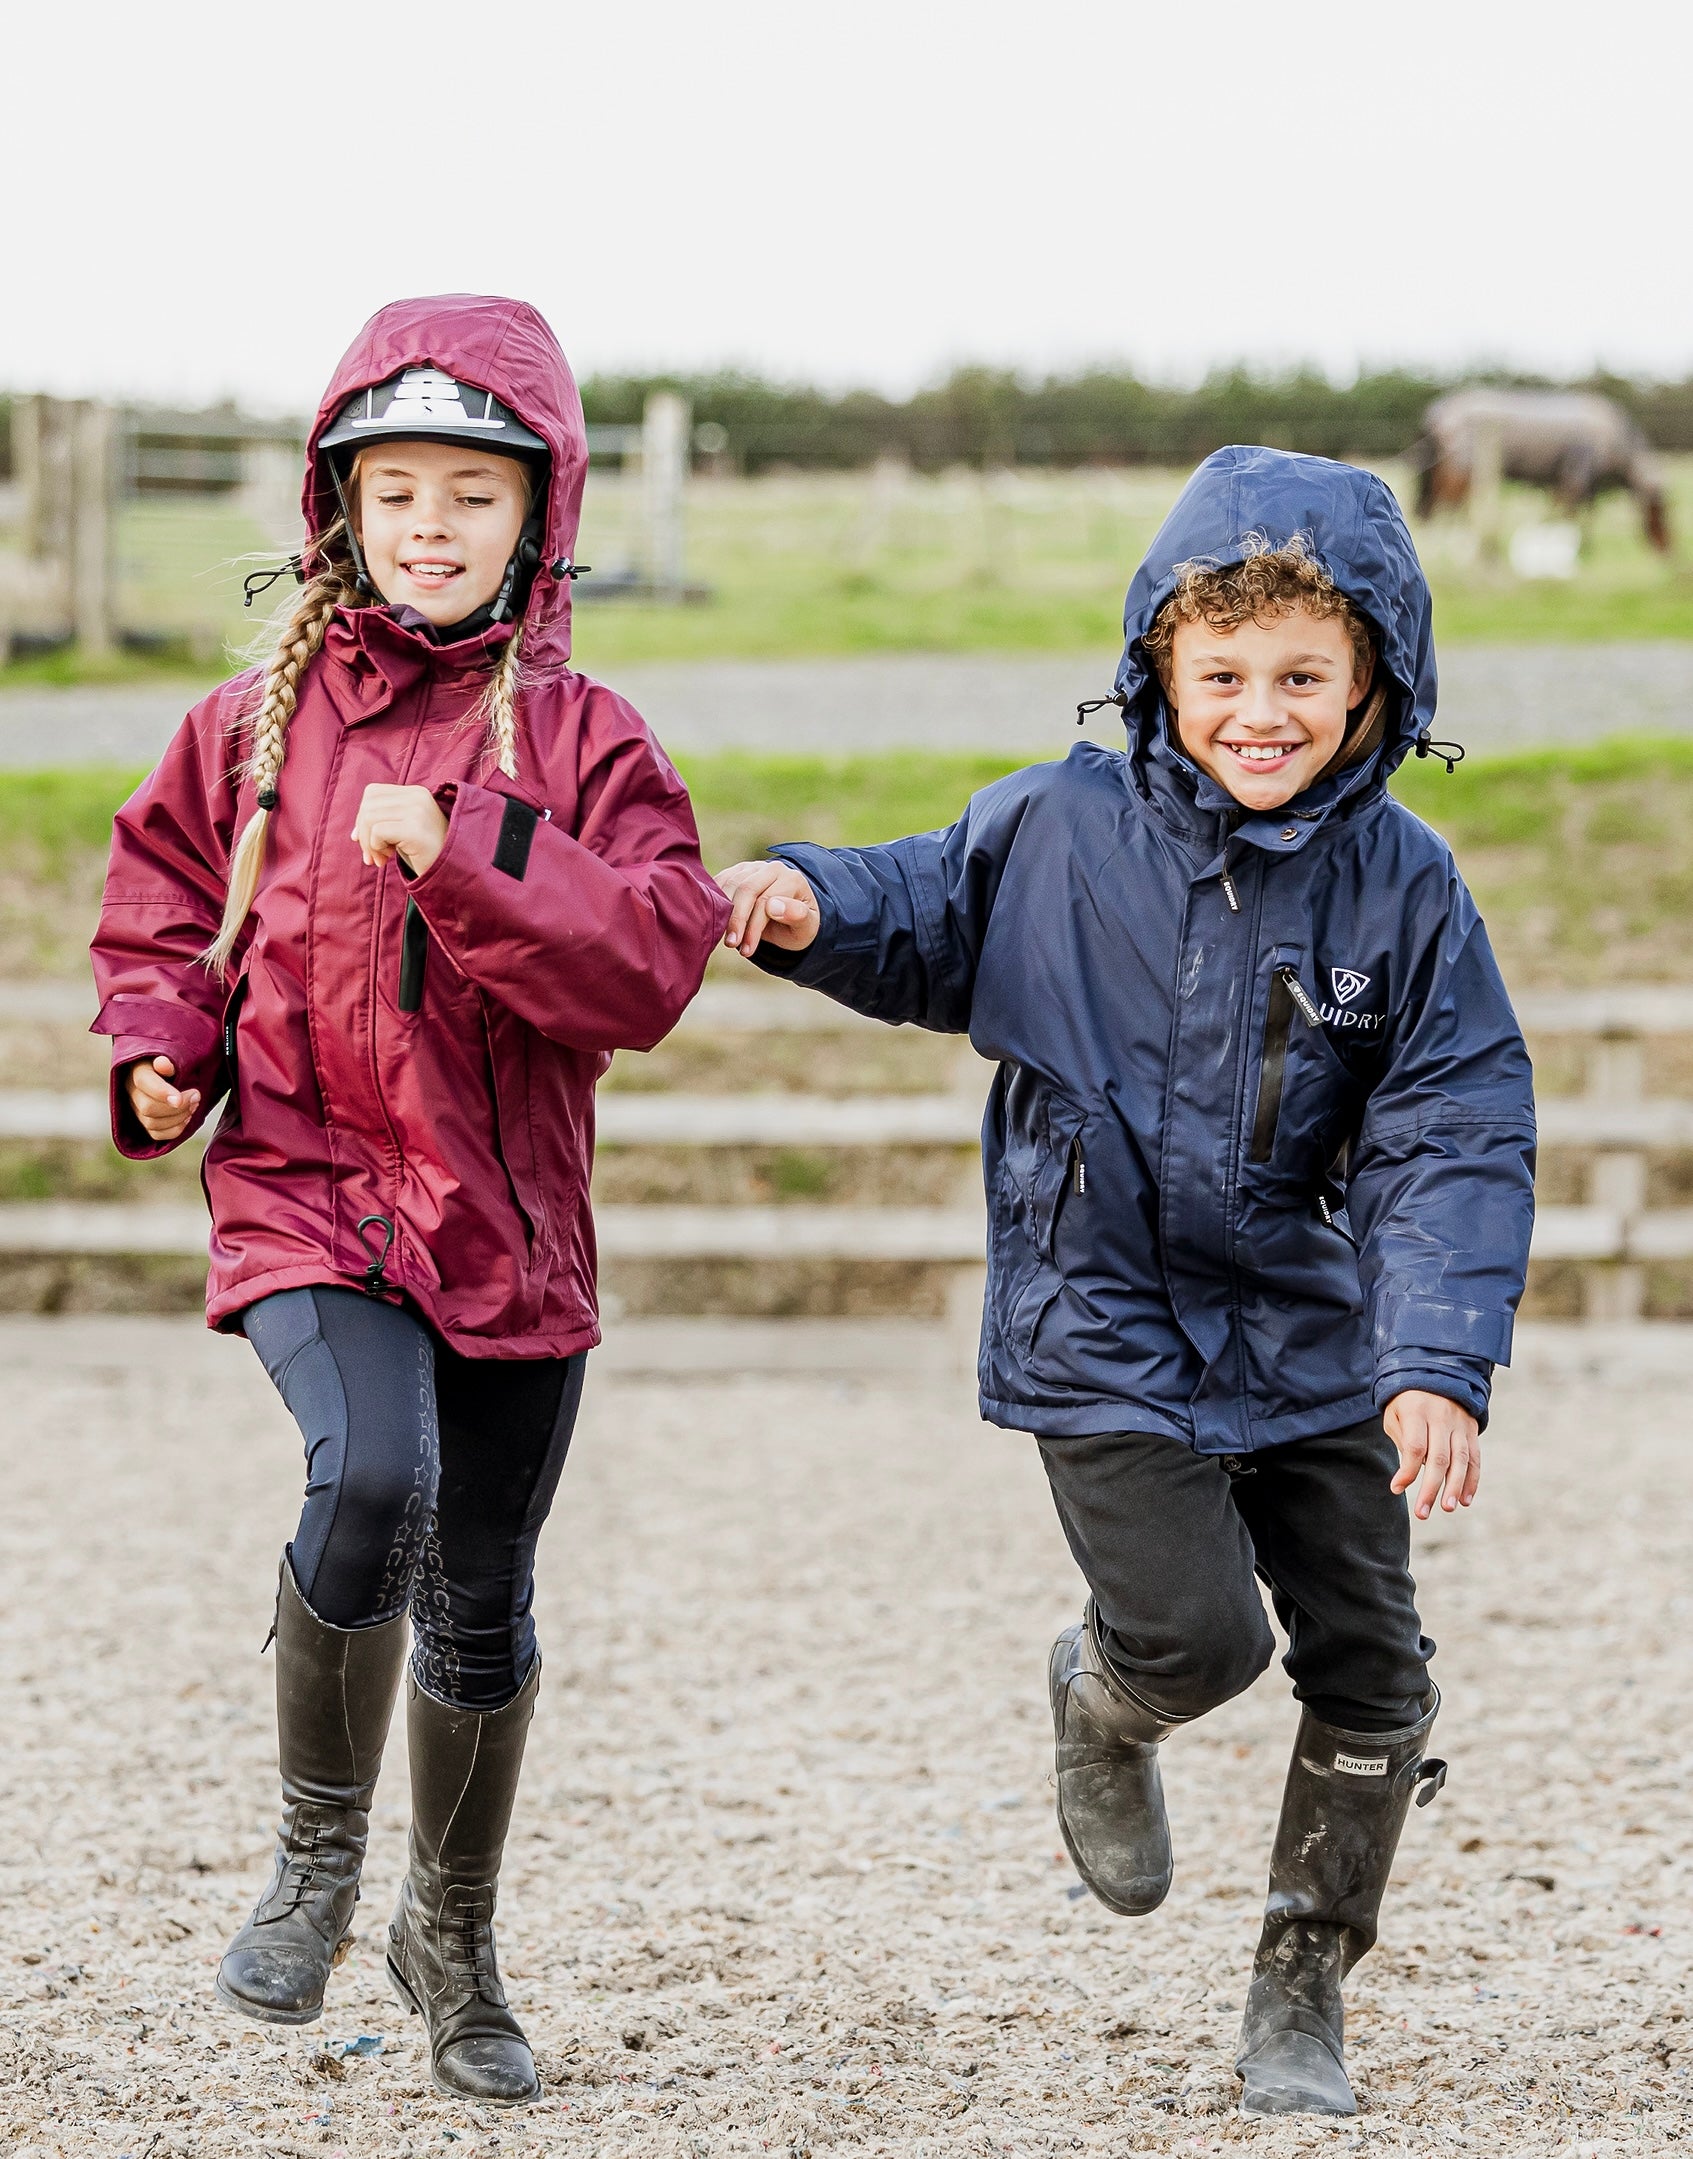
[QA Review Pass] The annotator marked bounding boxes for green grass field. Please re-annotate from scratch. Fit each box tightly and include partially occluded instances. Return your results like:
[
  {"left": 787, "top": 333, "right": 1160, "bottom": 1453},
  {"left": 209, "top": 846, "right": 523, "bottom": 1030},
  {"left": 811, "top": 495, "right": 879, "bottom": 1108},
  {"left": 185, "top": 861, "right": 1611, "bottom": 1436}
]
[
  {"left": 3, "top": 739, "right": 1688, "bottom": 990},
  {"left": 6, "top": 457, "right": 1693, "bottom": 692}
]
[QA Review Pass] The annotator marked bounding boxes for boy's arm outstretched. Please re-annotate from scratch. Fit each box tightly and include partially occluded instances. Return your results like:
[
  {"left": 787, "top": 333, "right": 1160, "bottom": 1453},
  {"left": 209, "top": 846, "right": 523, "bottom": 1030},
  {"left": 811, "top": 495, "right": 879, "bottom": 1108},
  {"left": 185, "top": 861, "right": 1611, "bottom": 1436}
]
[
  {"left": 1347, "top": 869, "right": 1537, "bottom": 1508},
  {"left": 717, "top": 781, "right": 1025, "bottom": 1034}
]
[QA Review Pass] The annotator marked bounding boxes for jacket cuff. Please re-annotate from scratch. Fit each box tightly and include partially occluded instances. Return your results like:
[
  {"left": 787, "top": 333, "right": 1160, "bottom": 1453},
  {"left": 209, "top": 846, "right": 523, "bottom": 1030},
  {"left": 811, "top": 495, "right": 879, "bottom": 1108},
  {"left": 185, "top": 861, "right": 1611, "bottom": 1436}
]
[
  {"left": 1374, "top": 1354, "right": 1492, "bottom": 1430},
  {"left": 1370, "top": 1286, "right": 1515, "bottom": 1367},
  {"left": 94, "top": 999, "right": 223, "bottom": 1159}
]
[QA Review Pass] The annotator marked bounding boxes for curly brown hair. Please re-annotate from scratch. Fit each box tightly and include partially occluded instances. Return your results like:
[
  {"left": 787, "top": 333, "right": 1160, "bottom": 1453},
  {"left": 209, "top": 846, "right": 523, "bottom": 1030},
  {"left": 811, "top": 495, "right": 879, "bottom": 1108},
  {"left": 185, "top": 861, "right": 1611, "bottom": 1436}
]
[{"left": 1140, "top": 534, "right": 1376, "bottom": 690}]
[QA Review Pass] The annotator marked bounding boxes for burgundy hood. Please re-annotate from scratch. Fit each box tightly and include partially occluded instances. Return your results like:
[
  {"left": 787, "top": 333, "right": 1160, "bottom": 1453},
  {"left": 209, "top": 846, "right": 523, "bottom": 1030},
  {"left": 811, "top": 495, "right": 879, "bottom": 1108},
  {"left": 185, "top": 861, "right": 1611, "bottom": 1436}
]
[{"left": 304, "top": 294, "right": 589, "bottom": 666}]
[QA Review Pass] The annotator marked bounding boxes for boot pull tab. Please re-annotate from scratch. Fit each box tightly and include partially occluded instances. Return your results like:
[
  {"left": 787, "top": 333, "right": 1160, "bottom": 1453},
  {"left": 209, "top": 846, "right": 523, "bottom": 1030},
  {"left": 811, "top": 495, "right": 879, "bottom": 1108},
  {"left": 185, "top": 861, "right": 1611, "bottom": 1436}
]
[
  {"left": 1409, "top": 1754, "right": 1448, "bottom": 1807},
  {"left": 356, "top": 1213, "right": 396, "bottom": 1294}
]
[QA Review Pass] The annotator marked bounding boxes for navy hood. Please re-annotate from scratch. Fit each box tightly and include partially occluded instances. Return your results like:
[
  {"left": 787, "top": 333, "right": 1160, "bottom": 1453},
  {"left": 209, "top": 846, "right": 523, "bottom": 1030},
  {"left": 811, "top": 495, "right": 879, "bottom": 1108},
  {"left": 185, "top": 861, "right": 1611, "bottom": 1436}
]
[{"left": 1113, "top": 446, "right": 1438, "bottom": 796}]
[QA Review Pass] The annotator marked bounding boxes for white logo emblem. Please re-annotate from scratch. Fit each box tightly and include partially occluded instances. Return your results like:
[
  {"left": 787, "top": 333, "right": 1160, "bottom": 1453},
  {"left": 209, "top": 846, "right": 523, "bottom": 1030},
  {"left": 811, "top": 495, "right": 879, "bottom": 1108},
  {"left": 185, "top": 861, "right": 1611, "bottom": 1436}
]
[
  {"left": 1333, "top": 1751, "right": 1389, "bottom": 1777},
  {"left": 351, "top": 368, "right": 505, "bottom": 431},
  {"left": 1331, "top": 968, "right": 1371, "bottom": 1007}
]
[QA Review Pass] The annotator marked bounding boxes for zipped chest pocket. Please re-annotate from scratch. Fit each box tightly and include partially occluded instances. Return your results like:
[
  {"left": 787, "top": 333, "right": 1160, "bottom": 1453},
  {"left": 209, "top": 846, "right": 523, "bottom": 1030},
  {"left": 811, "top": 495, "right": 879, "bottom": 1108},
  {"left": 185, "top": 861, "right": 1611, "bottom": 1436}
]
[{"left": 1248, "top": 962, "right": 1325, "bottom": 1166}]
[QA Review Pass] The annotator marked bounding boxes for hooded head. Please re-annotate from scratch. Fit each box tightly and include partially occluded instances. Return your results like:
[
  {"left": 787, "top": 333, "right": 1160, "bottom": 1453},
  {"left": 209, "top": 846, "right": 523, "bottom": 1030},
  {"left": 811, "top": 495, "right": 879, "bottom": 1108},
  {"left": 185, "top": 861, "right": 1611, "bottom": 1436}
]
[
  {"left": 304, "top": 294, "right": 588, "bottom": 666},
  {"left": 1114, "top": 447, "right": 1437, "bottom": 807},
  {"left": 200, "top": 299, "right": 588, "bottom": 977}
]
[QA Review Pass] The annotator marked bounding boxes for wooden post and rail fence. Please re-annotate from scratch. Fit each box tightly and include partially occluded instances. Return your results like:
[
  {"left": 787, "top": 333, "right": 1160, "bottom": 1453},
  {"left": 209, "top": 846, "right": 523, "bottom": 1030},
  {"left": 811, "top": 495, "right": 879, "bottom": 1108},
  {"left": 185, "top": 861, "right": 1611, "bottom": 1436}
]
[
  {"left": 1, "top": 979, "right": 1689, "bottom": 1327},
  {"left": 0, "top": 392, "right": 698, "bottom": 660}
]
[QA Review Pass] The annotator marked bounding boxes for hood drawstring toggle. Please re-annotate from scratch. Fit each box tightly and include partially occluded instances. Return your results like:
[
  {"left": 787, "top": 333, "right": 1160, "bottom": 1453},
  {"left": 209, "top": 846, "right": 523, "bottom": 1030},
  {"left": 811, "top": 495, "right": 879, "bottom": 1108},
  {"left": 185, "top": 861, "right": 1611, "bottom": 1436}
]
[
  {"left": 1076, "top": 692, "right": 1128, "bottom": 728},
  {"left": 1414, "top": 732, "right": 1467, "bottom": 774},
  {"left": 243, "top": 559, "right": 306, "bottom": 608},
  {"left": 550, "top": 559, "right": 591, "bottom": 581}
]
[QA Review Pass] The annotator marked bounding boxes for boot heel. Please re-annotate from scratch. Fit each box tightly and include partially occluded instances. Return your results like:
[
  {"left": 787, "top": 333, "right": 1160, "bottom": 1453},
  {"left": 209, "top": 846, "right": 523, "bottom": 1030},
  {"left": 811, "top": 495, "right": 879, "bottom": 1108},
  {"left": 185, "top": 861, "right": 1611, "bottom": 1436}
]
[{"left": 386, "top": 1955, "right": 424, "bottom": 2017}]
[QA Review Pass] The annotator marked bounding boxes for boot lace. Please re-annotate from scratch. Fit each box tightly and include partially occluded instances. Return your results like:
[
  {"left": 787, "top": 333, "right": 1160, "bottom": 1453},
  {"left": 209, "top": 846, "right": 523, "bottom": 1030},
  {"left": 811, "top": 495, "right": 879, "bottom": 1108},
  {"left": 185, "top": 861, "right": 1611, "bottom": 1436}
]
[{"left": 446, "top": 1892, "right": 503, "bottom": 2005}]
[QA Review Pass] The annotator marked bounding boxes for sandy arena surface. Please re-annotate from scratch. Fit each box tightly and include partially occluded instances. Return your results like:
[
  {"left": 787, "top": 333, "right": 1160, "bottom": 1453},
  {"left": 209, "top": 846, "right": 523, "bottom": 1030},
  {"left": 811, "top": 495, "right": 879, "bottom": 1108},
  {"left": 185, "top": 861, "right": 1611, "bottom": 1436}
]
[{"left": 2, "top": 1317, "right": 1691, "bottom": 2157}]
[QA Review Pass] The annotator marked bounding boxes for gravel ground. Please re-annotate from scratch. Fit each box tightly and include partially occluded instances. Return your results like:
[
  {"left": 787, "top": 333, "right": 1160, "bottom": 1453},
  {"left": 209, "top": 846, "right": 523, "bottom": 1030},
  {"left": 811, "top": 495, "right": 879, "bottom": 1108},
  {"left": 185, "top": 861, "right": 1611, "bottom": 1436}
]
[
  {"left": 5, "top": 643, "right": 1693, "bottom": 768},
  {"left": 2, "top": 1318, "right": 1691, "bottom": 2157}
]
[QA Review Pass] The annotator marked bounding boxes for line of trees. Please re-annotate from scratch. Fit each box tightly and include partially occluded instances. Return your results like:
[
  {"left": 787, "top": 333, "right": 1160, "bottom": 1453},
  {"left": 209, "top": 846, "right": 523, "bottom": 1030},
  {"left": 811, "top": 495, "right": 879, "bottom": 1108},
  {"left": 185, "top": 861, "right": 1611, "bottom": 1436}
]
[
  {"left": 579, "top": 366, "right": 1693, "bottom": 473},
  {"left": 6, "top": 367, "right": 1693, "bottom": 481}
]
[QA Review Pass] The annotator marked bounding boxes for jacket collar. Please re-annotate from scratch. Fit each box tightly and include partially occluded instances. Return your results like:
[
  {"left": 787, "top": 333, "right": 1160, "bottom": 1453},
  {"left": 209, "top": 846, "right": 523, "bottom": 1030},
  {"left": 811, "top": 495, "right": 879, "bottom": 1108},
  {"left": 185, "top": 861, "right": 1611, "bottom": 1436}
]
[{"left": 318, "top": 604, "right": 513, "bottom": 726}]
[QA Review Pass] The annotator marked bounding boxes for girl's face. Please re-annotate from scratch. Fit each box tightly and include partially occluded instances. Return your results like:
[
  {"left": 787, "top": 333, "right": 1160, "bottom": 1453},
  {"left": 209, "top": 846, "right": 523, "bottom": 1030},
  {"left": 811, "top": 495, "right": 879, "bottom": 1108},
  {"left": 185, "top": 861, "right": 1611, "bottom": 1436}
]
[{"left": 352, "top": 441, "right": 530, "bottom": 626}]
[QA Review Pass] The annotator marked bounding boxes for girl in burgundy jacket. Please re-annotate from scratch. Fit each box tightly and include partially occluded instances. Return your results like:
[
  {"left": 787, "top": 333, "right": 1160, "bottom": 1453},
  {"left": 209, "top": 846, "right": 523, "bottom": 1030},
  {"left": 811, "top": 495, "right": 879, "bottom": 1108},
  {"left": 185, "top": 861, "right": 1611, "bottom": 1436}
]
[{"left": 90, "top": 296, "right": 727, "bottom": 2104}]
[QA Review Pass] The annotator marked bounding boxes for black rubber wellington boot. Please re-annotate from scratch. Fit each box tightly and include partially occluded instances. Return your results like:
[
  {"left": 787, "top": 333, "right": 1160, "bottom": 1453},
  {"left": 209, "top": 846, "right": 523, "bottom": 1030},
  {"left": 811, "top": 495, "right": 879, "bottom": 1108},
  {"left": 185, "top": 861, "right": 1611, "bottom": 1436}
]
[
  {"left": 216, "top": 1559, "right": 409, "bottom": 2025},
  {"left": 1049, "top": 1601, "right": 1183, "bottom": 1916},
  {"left": 1235, "top": 1691, "right": 1446, "bottom": 2118},
  {"left": 386, "top": 1661, "right": 543, "bottom": 2106}
]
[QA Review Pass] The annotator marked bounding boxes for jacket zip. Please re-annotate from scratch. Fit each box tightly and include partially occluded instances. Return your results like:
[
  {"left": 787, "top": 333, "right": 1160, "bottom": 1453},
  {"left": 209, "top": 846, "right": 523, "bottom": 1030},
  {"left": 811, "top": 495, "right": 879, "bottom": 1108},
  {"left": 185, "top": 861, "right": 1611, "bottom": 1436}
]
[
  {"left": 1248, "top": 964, "right": 1317, "bottom": 1164},
  {"left": 1218, "top": 810, "right": 1242, "bottom": 913}
]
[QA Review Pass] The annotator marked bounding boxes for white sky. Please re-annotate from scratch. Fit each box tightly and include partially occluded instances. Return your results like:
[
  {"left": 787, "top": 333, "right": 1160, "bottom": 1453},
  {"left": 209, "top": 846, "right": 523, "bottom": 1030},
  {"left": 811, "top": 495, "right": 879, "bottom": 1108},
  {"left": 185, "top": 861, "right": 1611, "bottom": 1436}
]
[{"left": 8, "top": 0, "right": 1690, "bottom": 413}]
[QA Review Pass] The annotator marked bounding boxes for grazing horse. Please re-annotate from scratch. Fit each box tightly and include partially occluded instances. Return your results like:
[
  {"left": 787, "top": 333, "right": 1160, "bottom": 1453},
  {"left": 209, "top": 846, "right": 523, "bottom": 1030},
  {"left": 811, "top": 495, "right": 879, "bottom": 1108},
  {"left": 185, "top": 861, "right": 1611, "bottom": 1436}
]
[{"left": 1409, "top": 387, "right": 1670, "bottom": 551}]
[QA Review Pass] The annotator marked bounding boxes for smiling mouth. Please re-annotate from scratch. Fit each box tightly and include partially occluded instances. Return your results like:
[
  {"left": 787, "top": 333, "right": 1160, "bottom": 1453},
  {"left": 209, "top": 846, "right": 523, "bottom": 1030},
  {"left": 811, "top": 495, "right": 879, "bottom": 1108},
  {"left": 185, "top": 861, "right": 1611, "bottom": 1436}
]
[
  {"left": 400, "top": 559, "right": 464, "bottom": 586},
  {"left": 1219, "top": 740, "right": 1306, "bottom": 768}
]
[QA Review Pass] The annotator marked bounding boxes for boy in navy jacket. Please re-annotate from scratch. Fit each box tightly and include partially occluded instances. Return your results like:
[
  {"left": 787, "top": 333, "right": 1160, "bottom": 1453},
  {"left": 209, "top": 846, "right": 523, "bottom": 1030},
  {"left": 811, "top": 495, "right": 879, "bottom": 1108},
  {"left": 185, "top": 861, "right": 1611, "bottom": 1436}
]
[{"left": 715, "top": 447, "right": 1536, "bottom": 2120}]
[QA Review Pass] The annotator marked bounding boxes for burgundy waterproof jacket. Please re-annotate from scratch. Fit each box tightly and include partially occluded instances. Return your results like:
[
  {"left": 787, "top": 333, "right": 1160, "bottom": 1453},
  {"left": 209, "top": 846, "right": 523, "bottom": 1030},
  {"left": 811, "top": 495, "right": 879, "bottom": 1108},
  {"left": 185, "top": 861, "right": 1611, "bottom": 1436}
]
[{"left": 91, "top": 296, "right": 728, "bottom": 1354}]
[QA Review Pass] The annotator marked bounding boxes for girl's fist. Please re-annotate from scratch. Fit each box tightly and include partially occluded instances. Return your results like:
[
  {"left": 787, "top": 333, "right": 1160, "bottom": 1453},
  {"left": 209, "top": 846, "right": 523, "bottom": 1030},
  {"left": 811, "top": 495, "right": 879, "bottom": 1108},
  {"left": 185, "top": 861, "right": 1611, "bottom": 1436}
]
[
  {"left": 715, "top": 862, "right": 821, "bottom": 958},
  {"left": 126, "top": 1055, "right": 201, "bottom": 1144},
  {"left": 353, "top": 784, "right": 450, "bottom": 876}
]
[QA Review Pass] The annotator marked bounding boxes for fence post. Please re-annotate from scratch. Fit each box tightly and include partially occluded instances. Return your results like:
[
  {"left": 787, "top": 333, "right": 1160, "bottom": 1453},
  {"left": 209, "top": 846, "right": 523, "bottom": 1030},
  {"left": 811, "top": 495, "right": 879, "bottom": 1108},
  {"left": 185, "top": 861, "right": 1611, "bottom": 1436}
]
[
  {"left": 1470, "top": 413, "right": 1504, "bottom": 563},
  {"left": 70, "top": 400, "right": 115, "bottom": 656},
  {"left": 1585, "top": 1028, "right": 1647, "bottom": 1321},
  {"left": 642, "top": 391, "right": 689, "bottom": 601},
  {"left": 13, "top": 395, "right": 46, "bottom": 555}
]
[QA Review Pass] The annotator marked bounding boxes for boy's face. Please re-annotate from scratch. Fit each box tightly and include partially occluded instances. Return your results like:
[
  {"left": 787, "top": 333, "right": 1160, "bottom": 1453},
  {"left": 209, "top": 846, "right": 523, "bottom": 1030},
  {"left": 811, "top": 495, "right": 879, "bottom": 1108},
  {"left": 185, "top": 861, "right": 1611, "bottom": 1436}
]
[
  {"left": 1165, "top": 608, "right": 1372, "bottom": 811},
  {"left": 352, "top": 440, "right": 530, "bottom": 626}
]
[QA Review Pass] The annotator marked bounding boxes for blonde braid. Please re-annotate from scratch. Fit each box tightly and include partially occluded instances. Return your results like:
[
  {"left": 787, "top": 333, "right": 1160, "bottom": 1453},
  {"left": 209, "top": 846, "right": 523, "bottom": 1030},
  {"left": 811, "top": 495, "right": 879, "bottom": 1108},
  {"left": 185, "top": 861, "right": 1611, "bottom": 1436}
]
[
  {"left": 478, "top": 625, "right": 523, "bottom": 780},
  {"left": 201, "top": 563, "right": 350, "bottom": 974}
]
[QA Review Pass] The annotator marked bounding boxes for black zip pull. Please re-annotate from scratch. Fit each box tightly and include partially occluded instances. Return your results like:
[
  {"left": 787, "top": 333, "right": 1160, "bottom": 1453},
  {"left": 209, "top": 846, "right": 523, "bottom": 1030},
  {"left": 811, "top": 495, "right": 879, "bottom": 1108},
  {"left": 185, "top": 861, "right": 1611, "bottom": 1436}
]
[
  {"left": 356, "top": 1213, "right": 396, "bottom": 1293},
  {"left": 1219, "top": 812, "right": 1241, "bottom": 913},
  {"left": 1072, "top": 1139, "right": 1087, "bottom": 1196},
  {"left": 1277, "top": 964, "right": 1322, "bottom": 1027}
]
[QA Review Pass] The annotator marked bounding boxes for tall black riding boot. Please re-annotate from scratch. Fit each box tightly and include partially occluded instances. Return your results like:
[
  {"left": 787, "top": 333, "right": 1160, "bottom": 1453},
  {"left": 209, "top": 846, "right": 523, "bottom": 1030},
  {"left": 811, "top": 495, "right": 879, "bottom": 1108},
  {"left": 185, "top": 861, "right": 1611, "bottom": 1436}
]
[
  {"left": 216, "top": 1558, "right": 409, "bottom": 2025},
  {"left": 1049, "top": 1601, "right": 1183, "bottom": 1916},
  {"left": 1235, "top": 1691, "right": 1446, "bottom": 2118},
  {"left": 386, "top": 1661, "right": 543, "bottom": 2106}
]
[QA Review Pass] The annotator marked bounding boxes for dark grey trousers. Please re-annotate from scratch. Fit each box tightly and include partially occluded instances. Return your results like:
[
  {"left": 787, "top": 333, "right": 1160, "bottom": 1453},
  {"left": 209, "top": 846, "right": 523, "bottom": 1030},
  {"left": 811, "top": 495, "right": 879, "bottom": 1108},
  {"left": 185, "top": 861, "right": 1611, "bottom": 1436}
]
[{"left": 1038, "top": 1418, "right": 1433, "bottom": 1733}]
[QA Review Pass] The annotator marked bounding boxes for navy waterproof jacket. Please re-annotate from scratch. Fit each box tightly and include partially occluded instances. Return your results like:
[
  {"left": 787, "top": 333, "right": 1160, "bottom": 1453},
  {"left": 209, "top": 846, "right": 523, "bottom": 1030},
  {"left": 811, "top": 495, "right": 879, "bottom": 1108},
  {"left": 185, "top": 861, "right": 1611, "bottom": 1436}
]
[{"left": 758, "top": 448, "right": 1537, "bottom": 1453}]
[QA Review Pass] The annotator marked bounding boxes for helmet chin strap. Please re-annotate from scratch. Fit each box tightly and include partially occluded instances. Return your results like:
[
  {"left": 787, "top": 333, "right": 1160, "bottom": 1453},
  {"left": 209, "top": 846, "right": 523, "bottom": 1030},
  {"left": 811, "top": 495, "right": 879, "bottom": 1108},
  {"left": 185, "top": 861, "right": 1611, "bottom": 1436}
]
[
  {"left": 326, "top": 456, "right": 377, "bottom": 599},
  {"left": 322, "top": 453, "right": 545, "bottom": 632},
  {"left": 489, "top": 508, "right": 546, "bottom": 625}
]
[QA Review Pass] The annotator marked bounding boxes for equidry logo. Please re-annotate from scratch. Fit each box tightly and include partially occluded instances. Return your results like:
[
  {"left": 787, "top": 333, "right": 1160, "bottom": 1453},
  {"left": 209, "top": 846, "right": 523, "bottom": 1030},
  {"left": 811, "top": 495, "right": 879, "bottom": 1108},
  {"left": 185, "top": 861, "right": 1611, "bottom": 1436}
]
[{"left": 1319, "top": 965, "right": 1385, "bottom": 1033}]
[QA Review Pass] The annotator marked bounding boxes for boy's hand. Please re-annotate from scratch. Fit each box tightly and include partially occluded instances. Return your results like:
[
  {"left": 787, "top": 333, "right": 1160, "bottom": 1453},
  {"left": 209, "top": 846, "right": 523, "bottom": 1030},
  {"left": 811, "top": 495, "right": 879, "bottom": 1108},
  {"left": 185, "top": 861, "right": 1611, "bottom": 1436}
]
[
  {"left": 1385, "top": 1390, "right": 1480, "bottom": 1520},
  {"left": 716, "top": 861, "right": 820, "bottom": 957},
  {"left": 126, "top": 1055, "right": 201, "bottom": 1144},
  {"left": 353, "top": 784, "right": 449, "bottom": 876}
]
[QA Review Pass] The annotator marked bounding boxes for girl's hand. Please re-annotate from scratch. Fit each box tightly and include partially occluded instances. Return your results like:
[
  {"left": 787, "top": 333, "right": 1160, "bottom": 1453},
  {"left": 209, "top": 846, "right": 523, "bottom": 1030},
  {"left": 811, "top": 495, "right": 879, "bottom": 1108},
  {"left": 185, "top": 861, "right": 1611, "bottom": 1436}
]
[
  {"left": 126, "top": 1055, "right": 201, "bottom": 1144},
  {"left": 353, "top": 785, "right": 450, "bottom": 876},
  {"left": 716, "top": 861, "right": 820, "bottom": 957},
  {"left": 1385, "top": 1390, "right": 1481, "bottom": 1520}
]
